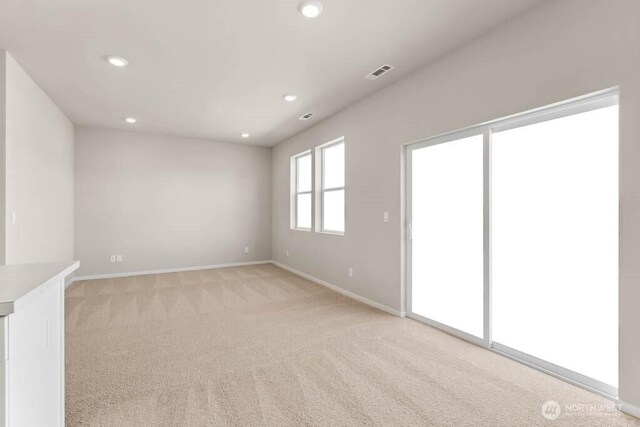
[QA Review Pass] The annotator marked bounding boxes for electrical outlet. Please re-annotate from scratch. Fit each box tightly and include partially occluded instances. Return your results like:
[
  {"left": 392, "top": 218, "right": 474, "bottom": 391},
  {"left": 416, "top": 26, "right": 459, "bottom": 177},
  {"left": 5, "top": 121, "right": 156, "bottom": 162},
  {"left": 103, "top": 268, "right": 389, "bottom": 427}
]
[
  {"left": 116, "top": 255, "right": 122, "bottom": 262},
  {"left": 11, "top": 211, "right": 16, "bottom": 225},
  {"left": 286, "top": 250, "right": 289, "bottom": 257},
  {"left": 383, "top": 211, "right": 389, "bottom": 223},
  {"left": 244, "top": 247, "right": 249, "bottom": 253},
  {"left": 110, "top": 255, "right": 116, "bottom": 262},
  {"left": 348, "top": 267, "right": 353, "bottom": 278}
]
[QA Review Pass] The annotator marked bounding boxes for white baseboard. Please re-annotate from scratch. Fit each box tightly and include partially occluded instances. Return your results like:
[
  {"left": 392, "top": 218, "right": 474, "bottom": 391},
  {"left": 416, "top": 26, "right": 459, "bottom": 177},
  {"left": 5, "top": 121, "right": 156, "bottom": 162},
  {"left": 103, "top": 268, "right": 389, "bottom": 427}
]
[
  {"left": 619, "top": 400, "right": 640, "bottom": 419},
  {"left": 272, "top": 261, "right": 405, "bottom": 318},
  {"left": 70, "top": 260, "right": 273, "bottom": 285}
]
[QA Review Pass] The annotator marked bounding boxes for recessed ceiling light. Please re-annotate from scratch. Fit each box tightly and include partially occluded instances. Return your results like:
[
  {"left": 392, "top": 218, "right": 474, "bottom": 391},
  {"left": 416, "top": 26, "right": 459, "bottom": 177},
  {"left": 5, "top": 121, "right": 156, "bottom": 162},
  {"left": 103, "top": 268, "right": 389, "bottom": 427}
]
[
  {"left": 241, "top": 133, "right": 250, "bottom": 138},
  {"left": 106, "top": 56, "right": 129, "bottom": 67},
  {"left": 124, "top": 117, "right": 137, "bottom": 124},
  {"left": 298, "top": 0, "right": 323, "bottom": 18},
  {"left": 283, "top": 94, "right": 298, "bottom": 102}
]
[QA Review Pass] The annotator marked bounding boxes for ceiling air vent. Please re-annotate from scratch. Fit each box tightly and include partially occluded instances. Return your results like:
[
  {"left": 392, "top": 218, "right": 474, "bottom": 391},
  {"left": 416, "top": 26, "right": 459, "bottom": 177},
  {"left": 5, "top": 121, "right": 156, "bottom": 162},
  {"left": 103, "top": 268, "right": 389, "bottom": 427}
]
[
  {"left": 364, "top": 64, "right": 395, "bottom": 81},
  {"left": 299, "top": 112, "right": 315, "bottom": 121}
]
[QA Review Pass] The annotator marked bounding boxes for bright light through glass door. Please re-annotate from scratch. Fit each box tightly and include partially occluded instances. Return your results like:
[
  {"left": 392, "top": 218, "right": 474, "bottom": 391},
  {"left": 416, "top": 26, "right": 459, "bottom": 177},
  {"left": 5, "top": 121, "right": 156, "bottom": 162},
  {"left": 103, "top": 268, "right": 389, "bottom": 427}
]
[
  {"left": 410, "top": 134, "right": 484, "bottom": 338},
  {"left": 491, "top": 104, "right": 619, "bottom": 388}
]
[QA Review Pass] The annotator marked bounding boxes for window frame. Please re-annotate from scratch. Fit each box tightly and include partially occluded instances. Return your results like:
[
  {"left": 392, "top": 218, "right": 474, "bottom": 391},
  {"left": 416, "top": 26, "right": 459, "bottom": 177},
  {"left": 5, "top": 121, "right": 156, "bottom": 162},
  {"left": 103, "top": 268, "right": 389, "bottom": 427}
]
[
  {"left": 316, "top": 137, "right": 345, "bottom": 235},
  {"left": 291, "top": 150, "right": 313, "bottom": 231}
]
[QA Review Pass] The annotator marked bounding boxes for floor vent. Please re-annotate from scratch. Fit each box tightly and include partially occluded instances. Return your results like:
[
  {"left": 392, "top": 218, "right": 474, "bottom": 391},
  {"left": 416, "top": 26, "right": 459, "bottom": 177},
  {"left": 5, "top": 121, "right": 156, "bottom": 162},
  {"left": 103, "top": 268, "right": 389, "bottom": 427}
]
[
  {"left": 364, "top": 64, "right": 394, "bottom": 80},
  {"left": 299, "top": 112, "right": 315, "bottom": 120}
]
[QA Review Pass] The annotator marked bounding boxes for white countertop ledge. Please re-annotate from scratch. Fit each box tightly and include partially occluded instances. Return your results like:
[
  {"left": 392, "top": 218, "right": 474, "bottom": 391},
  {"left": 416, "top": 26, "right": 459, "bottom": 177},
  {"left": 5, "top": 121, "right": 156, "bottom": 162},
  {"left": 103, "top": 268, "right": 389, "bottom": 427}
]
[{"left": 0, "top": 261, "right": 79, "bottom": 316}]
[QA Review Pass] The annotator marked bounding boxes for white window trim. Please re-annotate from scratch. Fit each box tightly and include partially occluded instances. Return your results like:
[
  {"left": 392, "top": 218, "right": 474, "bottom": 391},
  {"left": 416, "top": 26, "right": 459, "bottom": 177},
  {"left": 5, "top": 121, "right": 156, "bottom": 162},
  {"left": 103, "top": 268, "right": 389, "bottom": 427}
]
[
  {"left": 315, "top": 137, "right": 345, "bottom": 235},
  {"left": 290, "top": 150, "right": 312, "bottom": 231}
]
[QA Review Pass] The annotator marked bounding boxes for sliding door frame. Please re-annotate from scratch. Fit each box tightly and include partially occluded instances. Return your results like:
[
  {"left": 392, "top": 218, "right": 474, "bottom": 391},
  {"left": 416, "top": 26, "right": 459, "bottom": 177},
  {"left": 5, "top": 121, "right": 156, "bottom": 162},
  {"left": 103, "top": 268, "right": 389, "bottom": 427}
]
[
  {"left": 405, "top": 127, "right": 488, "bottom": 348},
  {"left": 404, "top": 87, "right": 619, "bottom": 399}
]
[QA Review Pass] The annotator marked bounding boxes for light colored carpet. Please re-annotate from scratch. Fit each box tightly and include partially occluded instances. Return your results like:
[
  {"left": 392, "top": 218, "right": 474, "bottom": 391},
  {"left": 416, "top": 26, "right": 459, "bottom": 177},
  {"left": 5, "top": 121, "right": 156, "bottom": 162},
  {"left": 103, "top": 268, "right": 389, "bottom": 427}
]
[{"left": 66, "top": 264, "right": 639, "bottom": 426}]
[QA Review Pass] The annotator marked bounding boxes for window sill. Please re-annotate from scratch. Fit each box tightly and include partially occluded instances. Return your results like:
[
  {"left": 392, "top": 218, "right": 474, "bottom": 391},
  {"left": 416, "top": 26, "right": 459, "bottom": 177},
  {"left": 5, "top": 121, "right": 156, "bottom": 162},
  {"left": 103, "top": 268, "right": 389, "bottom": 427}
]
[
  {"left": 318, "top": 230, "right": 344, "bottom": 236},
  {"left": 292, "top": 227, "right": 312, "bottom": 232}
]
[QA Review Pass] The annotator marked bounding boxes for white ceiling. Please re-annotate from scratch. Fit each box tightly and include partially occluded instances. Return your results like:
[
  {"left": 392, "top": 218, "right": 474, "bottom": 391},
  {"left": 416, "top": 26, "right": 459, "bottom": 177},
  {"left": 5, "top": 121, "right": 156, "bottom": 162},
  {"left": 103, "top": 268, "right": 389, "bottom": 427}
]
[{"left": 0, "top": 0, "right": 546, "bottom": 146}]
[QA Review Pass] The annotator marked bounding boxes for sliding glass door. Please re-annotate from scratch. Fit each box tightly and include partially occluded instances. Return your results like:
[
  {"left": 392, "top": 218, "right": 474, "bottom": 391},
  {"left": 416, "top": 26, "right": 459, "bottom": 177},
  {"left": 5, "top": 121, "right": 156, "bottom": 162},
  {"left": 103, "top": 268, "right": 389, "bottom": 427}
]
[
  {"left": 491, "top": 103, "right": 619, "bottom": 392},
  {"left": 407, "top": 90, "right": 619, "bottom": 396},
  {"left": 408, "top": 133, "right": 485, "bottom": 340}
]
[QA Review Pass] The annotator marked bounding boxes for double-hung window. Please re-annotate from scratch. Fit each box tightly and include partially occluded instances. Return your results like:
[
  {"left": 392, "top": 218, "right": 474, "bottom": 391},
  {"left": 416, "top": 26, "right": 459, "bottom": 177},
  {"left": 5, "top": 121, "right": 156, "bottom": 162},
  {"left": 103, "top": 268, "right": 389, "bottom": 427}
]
[
  {"left": 291, "top": 138, "right": 345, "bottom": 234},
  {"left": 291, "top": 151, "right": 312, "bottom": 230},
  {"left": 318, "top": 138, "right": 345, "bottom": 234}
]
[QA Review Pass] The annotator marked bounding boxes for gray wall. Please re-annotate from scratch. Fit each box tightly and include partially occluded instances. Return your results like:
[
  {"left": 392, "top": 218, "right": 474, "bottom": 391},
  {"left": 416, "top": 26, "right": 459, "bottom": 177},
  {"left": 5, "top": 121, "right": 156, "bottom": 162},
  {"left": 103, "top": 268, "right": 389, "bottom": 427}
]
[
  {"left": 3, "top": 51, "right": 74, "bottom": 264},
  {"left": 271, "top": 0, "right": 640, "bottom": 407},
  {"left": 74, "top": 127, "right": 272, "bottom": 277},
  {"left": 0, "top": 52, "right": 6, "bottom": 264}
]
